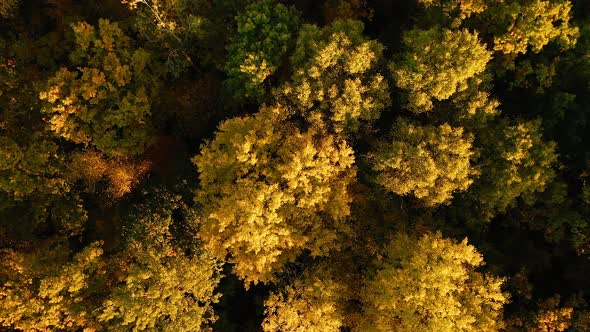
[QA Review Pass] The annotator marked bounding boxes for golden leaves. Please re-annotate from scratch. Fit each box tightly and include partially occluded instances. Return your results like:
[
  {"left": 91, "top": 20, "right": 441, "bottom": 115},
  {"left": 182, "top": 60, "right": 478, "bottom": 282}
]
[{"left": 194, "top": 106, "right": 356, "bottom": 286}]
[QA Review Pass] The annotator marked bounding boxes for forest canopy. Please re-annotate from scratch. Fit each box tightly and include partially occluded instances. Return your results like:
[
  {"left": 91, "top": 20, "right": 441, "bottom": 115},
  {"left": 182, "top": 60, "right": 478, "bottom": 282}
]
[{"left": 2, "top": 0, "right": 590, "bottom": 331}]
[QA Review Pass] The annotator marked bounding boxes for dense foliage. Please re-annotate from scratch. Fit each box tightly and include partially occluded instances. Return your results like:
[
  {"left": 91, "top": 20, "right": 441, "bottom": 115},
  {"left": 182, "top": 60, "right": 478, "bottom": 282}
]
[{"left": 2, "top": 0, "right": 590, "bottom": 330}]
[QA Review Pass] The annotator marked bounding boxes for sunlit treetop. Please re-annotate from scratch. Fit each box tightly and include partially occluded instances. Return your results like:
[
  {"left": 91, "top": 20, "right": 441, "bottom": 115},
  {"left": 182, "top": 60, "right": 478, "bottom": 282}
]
[
  {"left": 368, "top": 119, "right": 477, "bottom": 206},
  {"left": 277, "top": 19, "right": 390, "bottom": 133},
  {"left": 0, "top": 241, "right": 105, "bottom": 331},
  {"left": 357, "top": 232, "right": 508, "bottom": 332},
  {"left": 39, "top": 19, "right": 160, "bottom": 157},
  {"left": 484, "top": 0, "right": 579, "bottom": 55},
  {"left": 193, "top": 105, "right": 356, "bottom": 286},
  {"left": 391, "top": 27, "right": 492, "bottom": 113},
  {"left": 224, "top": 0, "right": 300, "bottom": 103},
  {"left": 263, "top": 264, "right": 348, "bottom": 332},
  {"left": 99, "top": 189, "right": 222, "bottom": 331}
]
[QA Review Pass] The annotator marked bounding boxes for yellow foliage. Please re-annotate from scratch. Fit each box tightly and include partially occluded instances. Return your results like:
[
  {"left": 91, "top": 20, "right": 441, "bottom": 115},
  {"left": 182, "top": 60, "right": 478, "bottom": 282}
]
[
  {"left": 490, "top": 0, "right": 579, "bottom": 55},
  {"left": 278, "top": 20, "right": 390, "bottom": 133},
  {"left": 527, "top": 296, "right": 574, "bottom": 332},
  {"left": 194, "top": 105, "right": 356, "bottom": 285},
  {"left": 368, "top": 119, "right": 476, "bottom": 206},
  {"left": 358, "top": 232, "right": 508, "bottom": 332},
  {"left": 263, "top": 268, "right": 346, "bottom": 332},
  {"left": 68, "top": 150, "right": 151, "bottom": 198},
  {"left": 0, "top": 241, "right": 104, "bottom": 331},
  {"left": 40, "top": 19, "right": 158, "bottom": 156},
  {"left": 392, "top": 27, "right": 492, "bottom": 113},
  {"left": 419, "top": 0, "right": 488, "bottom": 27}
]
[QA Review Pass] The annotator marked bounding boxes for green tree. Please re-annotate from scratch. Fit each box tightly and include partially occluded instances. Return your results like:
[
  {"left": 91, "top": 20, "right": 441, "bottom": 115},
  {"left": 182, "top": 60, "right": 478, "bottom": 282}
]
[
  {"left": 193, "top": 106, "right": 356, "bottom": 285},
  {"left": 39, "top": 19, "right": 160, "bottom": 157},
  {"left": 224, "top": 0, "right": 299, "bottom": 103},
  {"left": 483, "top": 0, "right": 578, "bottom": 55},
  {"left": 0, "top": 135, "right": 68, "bottom": 201},
  {"left": 472, "top": 118, "right": 558, "bottom": 214},
  {"left": 368, "top": 119, "right": 476, "bottom": 206},
  {"left": 391, "top": 27, "right": 492, "bottom": 113},
  {"left": 277, "top": 19, "right": 390, "bottom": 133},
  {"left": 0, "top": 241, "right": 104, "bottom": 331},
  {"left": 358, "top": 232, "right": 508, "bottom": 332},
  {"left": 99, "top": 189, "right": 222, "bottom": 331}
]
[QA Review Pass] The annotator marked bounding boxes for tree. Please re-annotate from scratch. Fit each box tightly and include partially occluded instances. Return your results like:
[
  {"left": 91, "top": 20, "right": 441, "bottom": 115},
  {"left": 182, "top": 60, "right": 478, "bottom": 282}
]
[
  {"left": 418, "top": 0, "right": 488, "bottom": 27},
  {"left": 263, "top": 265, "right": 347, "bottom": 332},
  {"left": 277, "top": 19, "right": 390, "bottom": 133},
  {"left": 446, "top": 75, "right": 500, "bottom": 129},
  {"left": 483, "top": 0, "right": 578, "bottom": 56},
  {"left": 224, "top": 0, "right": 299, "bottom": 103},
  {"left": 39, "top": 19, "right": 160, "bottom": 157},
  {"left": 472, "top": 118, "right": 557, "bottom": 214},
  {"left": 0, "top": 241, "right": 105, "bottom": 331},
  {"left": 391, "top": 27, "right": 492, "bottom": 113},
  {"left": 358, "top": 232, "right": 508, "bottom": 332},
  {"left": 122, "top": 0, "right": 210, "bottom": 74},
  {"left": 0, "top": 135, "right": 69, "bottom": 201},
  {"left": 99, "top": 188, "right": 223, "bottom": 331},
  {"left": 0, "top": 0, "right": 18, "bottom": 18},
  {"left": 193, "top": 105, "right": 356, "bottom": 285},
  {"left": 367, "top": 119, "right": 476, "bottom": 206},
  {"left": 67, "top": 149, "right": 152, "bottom": 199}
]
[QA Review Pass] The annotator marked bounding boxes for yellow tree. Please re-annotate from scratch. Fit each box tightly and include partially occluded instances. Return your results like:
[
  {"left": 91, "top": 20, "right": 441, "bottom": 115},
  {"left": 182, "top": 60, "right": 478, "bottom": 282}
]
[
  {"left": 39, "top": 19, "right": 160, "bottom": 156},
  {"left": 193, "top": 105, "right": 356, "bottom": 285},
  {"left": 98, "top": 189, "right": 222, "bottom": 331},
  {"left": 484, "top": 0, "right": 578, "bottom": 56},
  {"left": 367, "top": 119, "right": 476, "bottom": 206},
  {"left": 358, "top": 232, "right": 508, "bottom": 332},
  {"left": 391, "top": 27, "right": 492, "bottom": 113},
  {"left": 263, "top": 265, "right": 347, "bottom": 332},
  {"left": 277, "top": 19, "right": 390, "bottom": 133},
  {"left": 418, "top": 0, "right": 488, "bottom": 27},
  {"left": 0, "top": 241, "right": 104, "bottom": 331}
]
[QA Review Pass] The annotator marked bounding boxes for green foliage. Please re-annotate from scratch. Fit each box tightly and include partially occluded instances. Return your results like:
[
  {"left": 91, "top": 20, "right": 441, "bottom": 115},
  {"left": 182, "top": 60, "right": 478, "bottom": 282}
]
[
  {"left": 0, "top": 241, "right": 105, "bottom": 331},
  {"left": 99, "top": 189, "right": 222, "bottom": 331},
  {"left": 358, "top": 232, "right": 508, "bottom": 332},
  {"left": 278, "top": 19, "right": 390, "bottom": 133},
  {"left": 473, "top": 118, "right": 558, "bottom": 214},
  {"left": 484, "top": 0, "right": 579, "bottom": 55},
  {"left": 391, "top": 27, "right": 492, "bottom": 113},
  {"left": 224, "top": 0, "right": 299, "bottom": 103},
  {"left": 39, "top": 19, "right": 160, "bottom": 156},
  {"left": 0, "top": 135, "right": 68, "bottom": 200},
  {"left": 368, "top": 119, "right": 476, "bottom": 206},
  {"left": 193, "top": 106, "right": 356, "bottom": 286}
]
